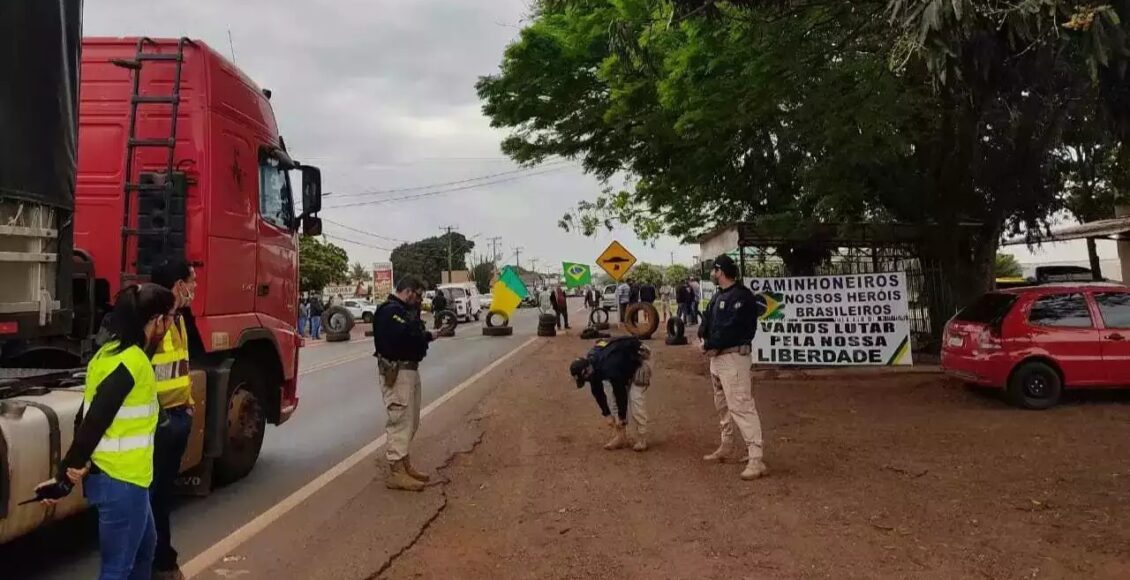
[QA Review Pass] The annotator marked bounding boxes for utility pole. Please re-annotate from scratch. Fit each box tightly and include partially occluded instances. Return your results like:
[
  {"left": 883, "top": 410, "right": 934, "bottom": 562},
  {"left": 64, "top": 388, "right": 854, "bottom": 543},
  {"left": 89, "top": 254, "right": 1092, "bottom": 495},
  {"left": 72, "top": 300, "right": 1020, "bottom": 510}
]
[
  {"left": 514, "top": 246, "right": 523, "bottom": 271},
  {"left": 670, "top": 251, "right": 675, "bottom": 266},
  {"left": 488, "top": 236, "right": 502, "bottom": 265},
  {"left": 441, "top": 225, "right": 457, "bottom": 284}
]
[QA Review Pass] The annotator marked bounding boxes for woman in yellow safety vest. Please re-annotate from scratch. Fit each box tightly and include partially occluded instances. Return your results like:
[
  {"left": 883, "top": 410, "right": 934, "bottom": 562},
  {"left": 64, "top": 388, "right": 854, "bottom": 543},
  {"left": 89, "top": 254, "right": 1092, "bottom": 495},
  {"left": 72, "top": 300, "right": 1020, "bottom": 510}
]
[{"left": 39, "top": 283, "right": 176, "bottom": 580}]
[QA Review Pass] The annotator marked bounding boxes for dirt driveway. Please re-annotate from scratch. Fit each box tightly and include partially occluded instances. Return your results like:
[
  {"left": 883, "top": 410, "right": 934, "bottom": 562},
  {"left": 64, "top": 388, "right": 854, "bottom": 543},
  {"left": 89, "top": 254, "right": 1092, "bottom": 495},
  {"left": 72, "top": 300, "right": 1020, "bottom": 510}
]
[{"left": 383, "top": 334, "right": 1130, "bottom": 580}]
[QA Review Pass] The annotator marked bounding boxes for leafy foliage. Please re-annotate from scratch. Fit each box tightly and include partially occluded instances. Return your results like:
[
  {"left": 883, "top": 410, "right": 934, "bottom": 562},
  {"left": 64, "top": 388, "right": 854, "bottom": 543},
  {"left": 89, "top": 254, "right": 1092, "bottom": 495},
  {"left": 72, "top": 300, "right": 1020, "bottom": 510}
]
[
  {"left": 472, "top": 260, "right": 495, "bottom": 294},
  {"left": 479, "top": 0, "right": 1130, "bottom": 305},
  {"left": 299, "top": 236, "right": 349, "bottom": 294},
  {"left": 389, "top": 233, "right": 476, "bottom": 288},
  {"left": 664, "top": 264, "right": 691, "bottom": 285},
  {"left": 627, "top": 262, "right": 664, "bottom": 285},
  {"left": 349, "top": 262, "right": 368, "bottom": 284},
  {"left": 995, "top": 253, "right": 1024, "bottom": 278}
]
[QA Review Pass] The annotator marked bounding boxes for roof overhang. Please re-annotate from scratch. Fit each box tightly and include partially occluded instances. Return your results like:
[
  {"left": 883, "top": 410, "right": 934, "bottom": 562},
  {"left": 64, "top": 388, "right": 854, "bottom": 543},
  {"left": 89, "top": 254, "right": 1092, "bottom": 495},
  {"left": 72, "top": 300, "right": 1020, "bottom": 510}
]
[{"left": 1002, "top": 216, "right": 1130, "bottom": 246}]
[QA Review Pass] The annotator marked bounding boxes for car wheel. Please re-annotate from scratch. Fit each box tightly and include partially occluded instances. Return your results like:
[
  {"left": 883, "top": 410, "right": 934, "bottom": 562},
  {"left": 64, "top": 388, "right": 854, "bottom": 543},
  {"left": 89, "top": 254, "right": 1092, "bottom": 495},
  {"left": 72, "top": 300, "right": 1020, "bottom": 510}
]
[
  {"left": 1007, "top": 361, "right": 1063, "bottom": 410},
  {"left": 362, "top": 312, "right": 373, "bottom": 324}
]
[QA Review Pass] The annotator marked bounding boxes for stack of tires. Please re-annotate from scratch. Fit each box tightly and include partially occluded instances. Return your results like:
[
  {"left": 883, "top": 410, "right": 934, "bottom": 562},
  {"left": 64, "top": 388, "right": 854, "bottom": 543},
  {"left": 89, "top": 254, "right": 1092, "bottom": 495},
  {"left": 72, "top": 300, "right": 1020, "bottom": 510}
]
[
  {"left": 537, "top": 313, "right": 557, "bottom": 337},
  {"left": 322, "top": 305, "right": 354, "bottom": 343},
  {"left": 588, "top": 308, "right": 611, "bottom": 331},
  {"left": 482, "top": 310, "right": 514, "bottom": 336},
  {"left": 665, "top": 317, "right": 688, "bottom": 345}
]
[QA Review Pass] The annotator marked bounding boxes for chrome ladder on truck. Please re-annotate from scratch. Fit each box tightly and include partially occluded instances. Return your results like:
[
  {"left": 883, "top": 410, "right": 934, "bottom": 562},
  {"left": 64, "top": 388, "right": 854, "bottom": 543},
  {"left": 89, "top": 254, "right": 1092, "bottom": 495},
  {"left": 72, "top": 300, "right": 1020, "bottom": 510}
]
[{"left": 111, "top": 37, "right": 193, "bottom": 288}]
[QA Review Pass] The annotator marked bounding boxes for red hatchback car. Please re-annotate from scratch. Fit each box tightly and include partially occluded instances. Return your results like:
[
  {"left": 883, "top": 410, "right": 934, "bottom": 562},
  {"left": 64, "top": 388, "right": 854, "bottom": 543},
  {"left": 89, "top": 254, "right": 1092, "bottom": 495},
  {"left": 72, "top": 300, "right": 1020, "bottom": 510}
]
[{"left": 942, "top": 283, "right": 1130, "bottom": 409}]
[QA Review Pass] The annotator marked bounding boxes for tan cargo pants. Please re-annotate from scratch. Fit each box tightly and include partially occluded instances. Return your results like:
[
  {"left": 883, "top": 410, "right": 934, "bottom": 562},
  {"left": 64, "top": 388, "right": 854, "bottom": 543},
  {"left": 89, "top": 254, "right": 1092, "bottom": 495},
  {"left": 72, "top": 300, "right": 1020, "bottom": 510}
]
[
  {"left": 709, "top": 352, "right": 763, "bottom": 460},
  {"left": 380, "top": 369, "right": 422, "bottom": 462},
  {"left": 608, "top": 383, "right": 649, "bottom": 439}
]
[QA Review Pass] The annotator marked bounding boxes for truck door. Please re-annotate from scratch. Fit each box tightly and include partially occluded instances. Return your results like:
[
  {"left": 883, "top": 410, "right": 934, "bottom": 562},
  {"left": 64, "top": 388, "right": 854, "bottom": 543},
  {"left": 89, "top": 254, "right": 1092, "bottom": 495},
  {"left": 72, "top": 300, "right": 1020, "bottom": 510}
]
[{"left": 255, "top": 152, "right": 297, "bottom": 326}]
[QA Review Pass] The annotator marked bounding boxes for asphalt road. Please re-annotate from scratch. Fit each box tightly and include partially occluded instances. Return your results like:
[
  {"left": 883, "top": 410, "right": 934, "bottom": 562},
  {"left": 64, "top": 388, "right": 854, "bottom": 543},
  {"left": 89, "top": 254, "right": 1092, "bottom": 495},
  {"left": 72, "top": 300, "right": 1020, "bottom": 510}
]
[{"left": 4, "top": 307, "right": 542, "bottom": 579}]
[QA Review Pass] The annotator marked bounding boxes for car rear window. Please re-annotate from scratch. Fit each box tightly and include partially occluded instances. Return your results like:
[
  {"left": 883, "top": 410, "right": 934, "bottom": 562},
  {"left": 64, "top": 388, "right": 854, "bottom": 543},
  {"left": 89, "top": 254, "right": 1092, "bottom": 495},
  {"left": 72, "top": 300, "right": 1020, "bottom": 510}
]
[
  {"left": 953, "top": 293, "right": 1018, "bottom": 324},
  {"left": 1028, "top": 293, "right": 1093, "bottom": 328},
  {"left": 1095, "top": 292, "right": 1130, "bottom": 329}
]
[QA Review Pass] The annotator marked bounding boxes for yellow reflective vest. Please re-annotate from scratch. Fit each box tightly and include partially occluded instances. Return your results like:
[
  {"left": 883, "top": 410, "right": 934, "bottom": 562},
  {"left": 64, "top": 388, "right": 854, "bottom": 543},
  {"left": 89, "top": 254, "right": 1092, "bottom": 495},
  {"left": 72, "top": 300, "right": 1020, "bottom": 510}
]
[
  {"left": 152, "top": 316, "right": 192, "bottom": 409},
  {"left": 85, "top": 342, "right": 159, "bottom": 488}
]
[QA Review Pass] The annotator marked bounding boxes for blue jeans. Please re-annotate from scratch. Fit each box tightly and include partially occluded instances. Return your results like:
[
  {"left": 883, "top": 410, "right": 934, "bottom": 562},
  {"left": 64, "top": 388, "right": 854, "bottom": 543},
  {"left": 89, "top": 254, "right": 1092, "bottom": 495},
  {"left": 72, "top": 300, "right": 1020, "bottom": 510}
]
[
  {"left": 298, "top": 315, "right": 308, "bottom": 337},
  {"left": 152, "top": 407, "right": 192, "bottom": 571},
  {"left": 84, "top": 473, "right": 156, "bottom": 580},
  {"left": 310, "top": 315, "right": 322, "bottom": 339}
]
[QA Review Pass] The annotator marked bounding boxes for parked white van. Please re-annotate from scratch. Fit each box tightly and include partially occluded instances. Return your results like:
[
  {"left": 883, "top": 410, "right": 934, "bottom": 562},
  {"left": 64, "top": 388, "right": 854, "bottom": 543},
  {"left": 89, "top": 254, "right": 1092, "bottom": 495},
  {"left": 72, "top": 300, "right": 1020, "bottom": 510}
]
[{"left": 437, "top": 283, "right": 483, "bottom": 322}]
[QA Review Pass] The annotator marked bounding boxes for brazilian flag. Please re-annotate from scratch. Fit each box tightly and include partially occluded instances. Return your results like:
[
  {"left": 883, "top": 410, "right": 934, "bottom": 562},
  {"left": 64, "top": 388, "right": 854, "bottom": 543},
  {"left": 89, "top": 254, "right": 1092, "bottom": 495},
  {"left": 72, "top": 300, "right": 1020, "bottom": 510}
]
[{"left": 562, "top": 262, "right": 592, "bottom": 288}]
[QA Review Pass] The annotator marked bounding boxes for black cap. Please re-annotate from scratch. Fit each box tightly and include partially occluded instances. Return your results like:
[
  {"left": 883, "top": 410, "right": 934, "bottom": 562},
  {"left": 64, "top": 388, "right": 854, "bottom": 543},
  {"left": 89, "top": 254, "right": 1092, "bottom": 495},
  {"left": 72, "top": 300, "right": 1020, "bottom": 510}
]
[
  {"left": 569, "top": 357, "right": 590, "bottom": 388},
  {"left": 713, "top": 254, "right": 739, "bottom": 278}
]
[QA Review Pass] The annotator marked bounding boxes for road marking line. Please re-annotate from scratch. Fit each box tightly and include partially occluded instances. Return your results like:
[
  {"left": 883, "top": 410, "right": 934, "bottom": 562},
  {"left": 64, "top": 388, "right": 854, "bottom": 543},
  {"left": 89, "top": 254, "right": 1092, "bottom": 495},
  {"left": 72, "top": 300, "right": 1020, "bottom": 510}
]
[
  {"left": 182, "top": 335, "right": 539, "bottom": 578},
  {"left": 298, "top": 351, "right": 372, "bottom": 376}
]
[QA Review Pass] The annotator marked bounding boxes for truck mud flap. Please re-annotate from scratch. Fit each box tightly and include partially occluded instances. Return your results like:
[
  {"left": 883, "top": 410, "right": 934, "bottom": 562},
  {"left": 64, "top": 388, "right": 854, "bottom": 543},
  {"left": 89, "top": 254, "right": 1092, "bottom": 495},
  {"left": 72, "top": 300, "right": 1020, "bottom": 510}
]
[
  {"left": 19, "top": 401, "right": 61, "bottom": 521},
  {"left": 173, "top": 459, "right": 213, "bottom": 497},
  {"left": 204, "top": 359, "right": 233, "bottom": 459}
]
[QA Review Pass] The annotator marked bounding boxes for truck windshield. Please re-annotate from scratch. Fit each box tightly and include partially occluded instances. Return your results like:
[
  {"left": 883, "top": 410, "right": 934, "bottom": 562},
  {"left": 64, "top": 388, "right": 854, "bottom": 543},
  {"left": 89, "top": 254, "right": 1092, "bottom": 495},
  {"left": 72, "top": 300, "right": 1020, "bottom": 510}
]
[{"left": 260, "top": 156, "right": 295, "bottom": 230}]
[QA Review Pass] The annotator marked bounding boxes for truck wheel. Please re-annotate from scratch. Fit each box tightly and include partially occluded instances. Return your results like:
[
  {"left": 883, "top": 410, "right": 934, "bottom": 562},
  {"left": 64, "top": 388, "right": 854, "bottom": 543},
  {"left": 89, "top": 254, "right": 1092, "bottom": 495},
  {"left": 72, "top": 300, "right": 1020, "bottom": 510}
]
[
  {"left": 483, "top": 325, "right": 513, "bottom": 337},
  {"left": 214, "top": 361, "right": 267, "bottom": 485},
  {"left": 322, "top": 305, "right": 355, "bottom": 335},
  {"left": 485, "top": 310, "right": 510, "bottom": 328},
  {"left": 1007, "top": 361, "right": 1063, "bottom": 410},
  {"left": 325, "top": 331, "right": 351, "bottom": 343},
  {"left": 624, "top": 303, "right": 660, "bottom": 338},
  {"left": 589, "top": 308, "right": 609, "bottom": 325},
  {"left": 362, "top": 312, "right": 373, "bottom": 324}
]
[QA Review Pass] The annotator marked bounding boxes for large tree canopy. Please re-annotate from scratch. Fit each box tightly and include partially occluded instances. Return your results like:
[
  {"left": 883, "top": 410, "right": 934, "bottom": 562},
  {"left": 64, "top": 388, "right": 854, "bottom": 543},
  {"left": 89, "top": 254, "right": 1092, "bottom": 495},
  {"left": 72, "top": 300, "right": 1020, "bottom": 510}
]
[
  {"left": 390, "top": 232, "right": 476, "bottom": 288},
  {"left": 299, "top": 236, "right": 349, "bottom": 294},
  {"left": 478, "top": 0, "right": 1130, "bottom": 304}
]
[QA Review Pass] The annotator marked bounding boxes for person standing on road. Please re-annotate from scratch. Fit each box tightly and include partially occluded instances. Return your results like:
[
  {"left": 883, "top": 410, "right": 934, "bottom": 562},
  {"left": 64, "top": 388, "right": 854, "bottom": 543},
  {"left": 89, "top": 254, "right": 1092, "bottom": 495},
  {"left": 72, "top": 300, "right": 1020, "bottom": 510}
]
[
  {"left": 658, "top": 282, "right": 673, "bottom": 321},
  {"left": 149, "top": 259, "right": 198, "bottom": 580},
  {"left": 689, "top": 278, "right": 702, "bottom": 325},
  {"left": 639, "top": 281, "right": 657, "bottom": 305},
  {"left": 39, "top": 284, "right": 176, "bottom": 580},
  {"left": 372, "top": 276, "right": 436, "bottom": 492},
  {"left": 569, "top": 336, "right": 652, "bottom": 452},
  {"left": 550, "top": 285, "right": 570, "bottom": 329},
  {"left": 298, "top": 298, "right": 310, "bottom": 338},
  {"left": 309, "top": 296, "right": 324, "bottom": 340},
  {"left": 675, "top": 281, "right": 692, "bottom": 323},
  {"left": 616, "top": 280, "right": 631, "bottom": 323},
  {"left": 430, "top": 288, "right": 449, "bottom": 329},
  {"left": 698, "top": 255, "right": 767, "bottom": 481}
]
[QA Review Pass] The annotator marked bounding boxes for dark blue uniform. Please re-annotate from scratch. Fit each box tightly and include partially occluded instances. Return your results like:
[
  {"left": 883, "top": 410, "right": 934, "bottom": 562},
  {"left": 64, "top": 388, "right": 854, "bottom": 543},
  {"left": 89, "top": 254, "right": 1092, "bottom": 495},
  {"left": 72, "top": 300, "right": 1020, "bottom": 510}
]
[
  {"left": 372, "top": 295, "right": 432, "bottom": 362},
  {"left": 698, "top": 283, "right": 763, "bottom": 351},
  {"left": 583, "top": 337, "right": 643, "bottom": 422}
]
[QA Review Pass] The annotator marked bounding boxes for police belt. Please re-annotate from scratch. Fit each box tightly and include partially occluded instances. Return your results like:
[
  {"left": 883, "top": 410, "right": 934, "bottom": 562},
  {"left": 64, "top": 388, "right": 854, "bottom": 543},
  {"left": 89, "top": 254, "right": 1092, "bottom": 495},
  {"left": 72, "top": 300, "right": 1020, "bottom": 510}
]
[
  {"left": 378, "top": 357, "right": 419, "bottom": 371},
  {"left": 714, "top": 345, "right": 751, "bottom": 356}
]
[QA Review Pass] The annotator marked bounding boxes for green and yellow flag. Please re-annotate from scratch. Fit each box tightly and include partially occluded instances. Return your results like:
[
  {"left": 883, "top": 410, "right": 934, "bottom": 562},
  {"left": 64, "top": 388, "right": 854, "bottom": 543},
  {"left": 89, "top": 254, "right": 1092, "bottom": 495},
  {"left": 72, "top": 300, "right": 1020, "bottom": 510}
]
[
  {"left": 490, "top": 265, "right": 530, "bottom": 316},
  {"left": 562, "top": 262, "right": 592, "bottom": 289}
]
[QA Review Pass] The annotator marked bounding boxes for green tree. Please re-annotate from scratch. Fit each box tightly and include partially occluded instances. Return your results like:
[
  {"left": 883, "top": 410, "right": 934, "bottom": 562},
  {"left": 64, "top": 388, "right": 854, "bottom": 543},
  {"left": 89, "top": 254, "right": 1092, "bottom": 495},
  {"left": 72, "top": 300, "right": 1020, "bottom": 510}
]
[
  {"left": 349, "top": 261, "right": 368, "bottom": 284},
  {"left": 390, "top": 232, "right": 476, "bottom": 287},
  {"left": 628, "top": 262, "right": 664, "bottom": 285},
  {"left": 995, "top": 254, "right": 1024, "bottom": 279},
  {"left": 472, "top": 260, "right": 495, "bottom": 294},
  {"left": 664, "top": 264, "right": 690, "bottom": 285},
  {"left": 299, "top": 237, "right": 349, "bottom": 294}
]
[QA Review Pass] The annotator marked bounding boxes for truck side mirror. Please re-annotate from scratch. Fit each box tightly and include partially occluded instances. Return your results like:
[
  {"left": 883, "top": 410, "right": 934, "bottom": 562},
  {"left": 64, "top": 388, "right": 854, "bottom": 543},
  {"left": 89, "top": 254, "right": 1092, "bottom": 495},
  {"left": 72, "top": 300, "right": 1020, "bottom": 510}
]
[
  {"left": 303, "top": 215, "right": 323, "bottom": 237},
  {"left": 301, "top": 165, "right": 322, "bottom": 215}
]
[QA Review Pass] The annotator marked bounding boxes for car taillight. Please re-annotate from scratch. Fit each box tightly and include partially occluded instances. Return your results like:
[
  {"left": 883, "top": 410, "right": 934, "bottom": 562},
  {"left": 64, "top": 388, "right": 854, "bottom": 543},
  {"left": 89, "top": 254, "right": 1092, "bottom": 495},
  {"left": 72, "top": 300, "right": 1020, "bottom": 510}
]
[{"left": 977, "top": 326, "right": 1002, "bottom": 350}]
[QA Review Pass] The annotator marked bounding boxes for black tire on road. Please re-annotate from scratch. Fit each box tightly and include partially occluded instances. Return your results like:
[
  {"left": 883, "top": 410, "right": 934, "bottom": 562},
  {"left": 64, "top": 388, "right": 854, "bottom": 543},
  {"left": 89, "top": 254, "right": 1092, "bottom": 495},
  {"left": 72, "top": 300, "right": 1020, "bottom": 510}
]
[
  {"left": 483, "top": 325, "right": 514, "bottom": 337},
  {"left": 214, "top": 360, "right": 267, "bottom": 485},
  {"left": 538, "top": 313, "right": 557, "bottom": 327},
  {"left": 486, "top": 310, "right": 510, "bottom": 328},
  {"left": 322, "top": 305, "right": 355, "bottom": 335},
  {"left": 362, "top": 312, "right": 373, "bottom": 324},
  {"left": 435, "top": 310, "right": 458, "bottom": 332},
  {"left": 665, "top": 334, "right": 689, "bottom": 346},
  {"left": 666, "top": 317, "right": 686, "bottom": 339},
  {"left": 624, "top": 303, "right": 660, "bottom": 338},
  {"left": 589, "top": 308, "right": 609, "bottom": 325},
  {"left": 1007, "top": 361, "right": 1063, "bottom": 410},
  {"left": 325, "top": 331, "right": 351, "bottom": 343},
  {"left": 537, "top": 327, "right": 557, "bottom": 337},
  {"left": 595, "top": 322, "right": 610, "bottom": 331}
]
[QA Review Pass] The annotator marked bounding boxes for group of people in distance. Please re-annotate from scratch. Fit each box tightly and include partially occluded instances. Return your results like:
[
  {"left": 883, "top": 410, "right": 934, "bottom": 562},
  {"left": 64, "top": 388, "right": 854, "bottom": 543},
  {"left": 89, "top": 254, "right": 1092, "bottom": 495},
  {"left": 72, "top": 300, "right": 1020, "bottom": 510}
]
[{"left": 582, "top": 278, "right": 703, "bottom": 325}]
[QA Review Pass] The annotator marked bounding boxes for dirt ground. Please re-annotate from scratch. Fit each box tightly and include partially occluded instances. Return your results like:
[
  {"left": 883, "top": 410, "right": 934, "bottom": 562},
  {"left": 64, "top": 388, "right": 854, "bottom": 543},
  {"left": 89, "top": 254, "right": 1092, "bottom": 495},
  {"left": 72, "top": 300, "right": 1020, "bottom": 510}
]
[{"left": 383, "top": 331, "right": 1130, "bottom": 580}]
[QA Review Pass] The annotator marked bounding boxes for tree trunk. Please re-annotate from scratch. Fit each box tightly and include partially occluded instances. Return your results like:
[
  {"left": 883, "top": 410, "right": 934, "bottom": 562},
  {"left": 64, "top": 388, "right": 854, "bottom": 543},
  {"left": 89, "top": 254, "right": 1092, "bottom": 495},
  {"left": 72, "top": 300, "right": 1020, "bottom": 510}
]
[{"left": 1087, "top": 237, "right": 1103, "bottom": 280}]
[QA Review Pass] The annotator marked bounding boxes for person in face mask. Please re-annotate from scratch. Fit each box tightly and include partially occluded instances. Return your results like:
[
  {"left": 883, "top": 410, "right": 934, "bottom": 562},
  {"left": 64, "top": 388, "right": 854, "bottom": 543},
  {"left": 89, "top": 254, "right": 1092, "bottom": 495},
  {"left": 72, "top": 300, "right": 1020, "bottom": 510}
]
[
  {"left": 143, "top": 258, "right": 199, "bottom": 579},
  {"left": 39, "top": 283, "right": 176, "bottom": 580}
]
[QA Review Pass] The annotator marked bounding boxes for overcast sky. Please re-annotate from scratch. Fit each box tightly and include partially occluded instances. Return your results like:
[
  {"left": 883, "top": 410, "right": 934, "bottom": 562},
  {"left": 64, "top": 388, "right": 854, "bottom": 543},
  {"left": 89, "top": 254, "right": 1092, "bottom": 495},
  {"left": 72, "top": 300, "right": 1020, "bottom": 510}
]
[
  {"left": 84, "top": 1, "right": 1107, "bottom": 278},
  {"left": 84, "top": 0, "right": 699, "bottom": 275}
]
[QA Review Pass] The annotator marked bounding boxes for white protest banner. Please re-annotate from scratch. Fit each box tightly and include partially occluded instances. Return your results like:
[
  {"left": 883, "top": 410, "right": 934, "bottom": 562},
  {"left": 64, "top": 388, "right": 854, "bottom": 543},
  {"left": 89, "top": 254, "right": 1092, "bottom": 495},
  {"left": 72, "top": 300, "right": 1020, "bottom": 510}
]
[{"left": 747, "top": 272, "right": 913, "bottom": 366}]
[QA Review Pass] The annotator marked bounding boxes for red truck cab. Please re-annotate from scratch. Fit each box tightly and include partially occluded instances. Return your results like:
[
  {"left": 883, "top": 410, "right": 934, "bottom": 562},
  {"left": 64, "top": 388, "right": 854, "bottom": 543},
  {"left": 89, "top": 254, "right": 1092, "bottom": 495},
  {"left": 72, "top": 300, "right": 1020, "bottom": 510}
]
[{"left": 74, "top": 37, "right": 321, "bottom": 482}]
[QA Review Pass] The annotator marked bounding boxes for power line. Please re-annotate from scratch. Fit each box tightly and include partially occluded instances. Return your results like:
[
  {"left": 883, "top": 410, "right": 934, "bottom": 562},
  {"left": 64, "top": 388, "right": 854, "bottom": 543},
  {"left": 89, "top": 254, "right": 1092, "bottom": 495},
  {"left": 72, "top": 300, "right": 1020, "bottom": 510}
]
[
  {"left": 322, "top": 165, "right": 572, "bottom": 210},
  {"left": 328, "top": 160, "right": 575, "bottom": 199},
  {"left": 322, "top": 218, "right": 408, "bottom": 243},
  {"left": 321, "top": 233, "right": 394, "bottom": 252}
]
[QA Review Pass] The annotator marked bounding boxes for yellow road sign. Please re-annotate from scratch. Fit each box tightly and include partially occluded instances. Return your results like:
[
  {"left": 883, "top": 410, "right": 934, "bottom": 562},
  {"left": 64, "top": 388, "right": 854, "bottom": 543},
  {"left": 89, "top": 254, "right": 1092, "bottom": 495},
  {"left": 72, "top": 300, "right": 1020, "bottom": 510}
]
[{"left": 596, "top": 241, "right": 637, "bottom": 281}]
